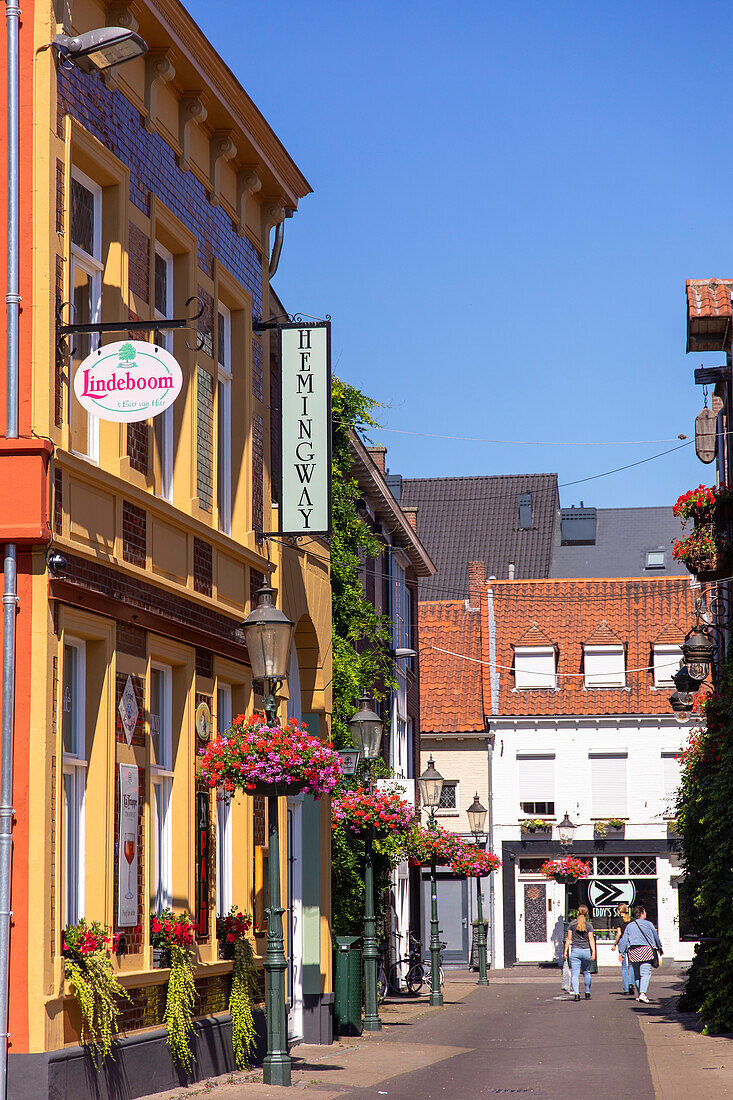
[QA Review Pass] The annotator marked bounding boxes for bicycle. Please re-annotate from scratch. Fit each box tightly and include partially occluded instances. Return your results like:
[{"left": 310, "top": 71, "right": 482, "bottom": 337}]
[
  {"left": 376, "top": 939, "right": 388, "bottom": 1004},
  {"left": 388, "top": 932, "right": 445, "bottom": 995}
]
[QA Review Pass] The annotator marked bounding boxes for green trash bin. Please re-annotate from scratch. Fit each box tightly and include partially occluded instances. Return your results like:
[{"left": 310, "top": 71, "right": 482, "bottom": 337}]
[{"left": 333, "top": 936, "right": 363, "bottom": 1035}]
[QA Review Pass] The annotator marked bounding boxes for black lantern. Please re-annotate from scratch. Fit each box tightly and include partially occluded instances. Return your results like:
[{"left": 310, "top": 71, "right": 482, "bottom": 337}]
[
  {"left": 418, "top": 756, "right": 444, "bottom": 810},
  {"left": 557, "top": 812, "right": 577, "bottom": 850},
  {"left": 467, "top": 793, "right": 487, "bottom": 841},
  {"left": 673, "top": 665, "right": 702, "bottom": 693},
  {"left": 682, "top": 628, "right": 715, "bottom": 683},
  {"left": 348, "top": 693, "right": 383, "bottom": 761},
  {"left": 242, "top": 584, "right": 294, "bottom": 683},
  {"left": 669, "top": 690, "right": 694, "bottom": 723}
]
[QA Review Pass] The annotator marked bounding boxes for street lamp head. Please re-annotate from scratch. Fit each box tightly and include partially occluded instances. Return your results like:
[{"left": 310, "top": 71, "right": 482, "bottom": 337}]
[
  {"left": 682, "top": 627, "right": 714, "bottom": 683},
  {"left": 673, "top": 664, "right": 702, "bottom": 694},
  {"left": 393, "top": 647, "right": 417, "bottom": 660},
  {"left": 557, "top": 812, "right": 577, "bottom": 848},
  {"left": 52, "top": 27, "right": 147, "bottom": 71},
  {"left": 669, "top": 689, "right": 694, "bottom": 723},
  {"left": 418, "top": 756, "right": 444, "bottom": 810},
  {"left": 466, "top": 792, "right": 487, "bottom": 839},
  {"left": 348, "top": 692, "right": 383, "bottom": 760},
  {"left": 241, "top": 583, "right": 294, "bottom": 683}
]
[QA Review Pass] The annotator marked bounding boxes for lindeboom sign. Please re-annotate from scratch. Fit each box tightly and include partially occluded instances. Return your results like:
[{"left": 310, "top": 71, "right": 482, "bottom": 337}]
[
  {"left": 279, "top": 322, "right": 331, "bottom": 536},
  {"left": 73, "top": 340, "right": 183, "bottom": 423}
]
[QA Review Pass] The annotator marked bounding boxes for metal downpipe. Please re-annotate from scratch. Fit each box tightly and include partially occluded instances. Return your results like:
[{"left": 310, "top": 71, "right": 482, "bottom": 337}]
[{"left": 1, "top": 0, "right": 21, "bottom": 1093}]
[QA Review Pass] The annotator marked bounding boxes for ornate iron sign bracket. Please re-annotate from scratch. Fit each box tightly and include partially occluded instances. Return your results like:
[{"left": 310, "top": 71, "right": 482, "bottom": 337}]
[{"left": 56, "top": 295, "right": 205, "bottom": 358}]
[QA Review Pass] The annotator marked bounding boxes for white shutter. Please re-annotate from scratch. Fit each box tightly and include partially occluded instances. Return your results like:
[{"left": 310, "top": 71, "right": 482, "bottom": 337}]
[
  {"left": 653, "top": 645, "right": 682, "bottom": 687},
  {"left": 517, "top": 755, "right": 555, "bottom": 802},
  {"left": 662, "top": 751, "right": 681, "bottom": 804},
  {"left": 590, "top": 753, "right": 627, "bottom": 817},
  {"left": 515, "top": 647, "right": 556, "bottom": 688},
  {"left": 584, "top": 646, "right": 625, "bottom": 687}
]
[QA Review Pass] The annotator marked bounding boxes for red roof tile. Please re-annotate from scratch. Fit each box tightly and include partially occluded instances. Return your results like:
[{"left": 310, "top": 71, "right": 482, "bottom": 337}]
[
  {"left": 418, "top": 601, "right": 483, "bottom": 732},
  {"left": 584, "top": 620, "right": 623, "bottom": 645},
  {"left": 687, "top": 278, "right": 733, "bottom": 320}
]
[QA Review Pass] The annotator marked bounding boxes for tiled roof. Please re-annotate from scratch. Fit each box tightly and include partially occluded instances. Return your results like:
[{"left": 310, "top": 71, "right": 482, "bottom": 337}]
[
  {"left": 550, "top": 507, "right": 688, "bottom": 578},
  {"left": 402, "top": 474, "right": 558, "bottom": 601},
  {"left": 514, "top": 623, "right": 555, "bottom": 648},
  {"left": 653, "top": 622, "right": 686, "bottom": 644},
  {"left": 686, "top": 278, "right": 733, "bottom": 352},
  {"left": 486, "top": 576, "right": 696, "bottom": 717},
  {"left": 584, "top": 620, "right": 623, "bottom": 646},
  {"left": 418, "top": 601, "right": 484, "bottom": 733}
]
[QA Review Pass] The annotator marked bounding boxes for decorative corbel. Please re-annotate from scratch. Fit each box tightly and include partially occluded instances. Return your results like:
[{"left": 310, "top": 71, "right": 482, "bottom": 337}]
[
  {"left": 143, "top": 50, "right": 175, "bottom": 134},
  {"left": 262, "top": 200, "right": 286, "bottom": 236},
  {"left": 209, "top": 131, "right": 237, "bottom": 207},
  {"left": 235, "top": 167, "right": 261, "bottom": 237},
  {"left": 102, "top": 1, "right": 139, "bottom": 90},
  {"left": 177, "top": 95, "right": 208, "bottom": 174}
]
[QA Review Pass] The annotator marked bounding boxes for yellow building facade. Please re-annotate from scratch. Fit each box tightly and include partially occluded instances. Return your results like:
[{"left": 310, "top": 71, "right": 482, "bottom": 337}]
[{"left": 0, "top": 0, "right": 333, "bottom": 1095}]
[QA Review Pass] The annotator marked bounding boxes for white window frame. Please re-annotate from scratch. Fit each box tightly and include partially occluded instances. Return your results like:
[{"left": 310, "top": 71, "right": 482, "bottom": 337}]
[
  {"left": 216, "top": 684, "right": 233, "bottom": 916},
  {"left": 646, "top": 550, "right": 665, "bottom": 570},
  {"left": 517, "top": 753, "right": 555, "bottom": 812},
  {"left": 150, "top": 663, "right": 173, "bottom": 913},
  {"left": 584, "top": 644, "right": 626, "bottom": 688},
  {"left": 217, "top": 303, "right": 232, "bottom": 535},
  {"left": 70, "top": 167, "right": 102, "bottom": 464},
  {"left": 653, "top": 644, "right": 682, "bottom": 687},
  {"left": 589, "top": 751, "right": 628, "bottom": 818},
  {"left": 154, "top": 243, "right": 174, "bottom": 501},
  {"left": 662, "top": 750, "right": 681, "bottom": 813},
  {"left": 514, "top": 646, "right": 556, "bottom": 689},
  {"left": 62, "top": 638, "right": 87, "bottom": 927}
]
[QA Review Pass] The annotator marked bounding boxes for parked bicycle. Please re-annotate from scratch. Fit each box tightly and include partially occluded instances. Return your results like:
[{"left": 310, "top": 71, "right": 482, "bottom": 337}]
[
  {"left": 388, "top": 932, "right": 445, "bottom": 995},
  {"left": 376, "top": 939, "right": 389, "bottom": 1004}
]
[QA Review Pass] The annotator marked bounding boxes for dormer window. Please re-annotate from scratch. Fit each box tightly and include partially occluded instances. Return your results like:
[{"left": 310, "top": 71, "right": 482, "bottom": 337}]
[
  {"left": 515, "top": 646, "right": 556, "bottom": 689},
  {"left": 653, "top": 644, "right": 682, "bottom": 687},
  {"left": 584, "top": 644, "right": 625, "bottom": 688},
  {"left": 645, "top": 550, "right": 665, "bottom": 570}
]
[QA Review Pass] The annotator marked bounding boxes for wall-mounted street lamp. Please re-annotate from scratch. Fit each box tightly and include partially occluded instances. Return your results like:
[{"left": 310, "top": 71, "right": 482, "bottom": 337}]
[
  {"left": 52, "top": 27, "right": 147, "bottom": 71},
  {"left": 682, "top": 627, "right": 715, "bottom": 683},
  {"left": 418, "top": 756, "right": 445, "bottom": 1007},
  {"left": 557, "top": 812, "right": 577, "bottom": 853},
  {"left": 241, "top": 583, "right": 294, "bottom": 1087},
  {"left": 348, "top": 693, "right": 384, "bottom": 1033},
  {"left": 466, "top": 794, "right": 489, "bottom": 987}
]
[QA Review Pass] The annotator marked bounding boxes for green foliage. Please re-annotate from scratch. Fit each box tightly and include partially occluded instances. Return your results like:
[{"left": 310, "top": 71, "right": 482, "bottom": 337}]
[
  {"left": 163, "top": 943, "right": 196, "bottom": 1072},
  {"left": 331, "top": 823, "right": 405, "bottom": 937},
  {"left": 229, "top": 939, "right": 259, "bottom": 1070},
  {"left": 330, "top": 376, "right": 396, "bottom": 747},
  {"left": 65, "top": 951, "right": 131, "bottom": 1067},
  {"left": 676, "top": 652, "right": 733, "bottom": 1032}
]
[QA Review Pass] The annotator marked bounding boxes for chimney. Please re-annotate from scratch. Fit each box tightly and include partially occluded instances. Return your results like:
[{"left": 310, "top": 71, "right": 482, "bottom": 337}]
[
  {"left": 468, "top": 560, "right": 485, "bottom": 611},
  {"left": 366, "top": 446, "right": 387, "bottom": 475},
  {"left": 402, "top": 506, "right": 418, "bottom": 532}
]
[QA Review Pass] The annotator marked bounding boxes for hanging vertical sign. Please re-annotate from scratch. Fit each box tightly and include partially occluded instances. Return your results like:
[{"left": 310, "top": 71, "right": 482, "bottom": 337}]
[
  {"left": 117, "top": 764, "right": 139, "bottom": 927},
  {"left": 279, "top": 321, "right": 331, "bottom": 537},
  {"left": 196, "top": 791, "right": 210, "bottom": 938}
]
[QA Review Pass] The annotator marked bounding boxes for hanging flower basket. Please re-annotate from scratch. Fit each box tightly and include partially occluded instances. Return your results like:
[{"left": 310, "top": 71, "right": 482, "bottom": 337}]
[
  {"left": 450, "top": 845, "right": 502, "bottom": 877},
  {"left": 198, "top": 713, "right": 343, "bottom": 799},
  {"left": 672, "top": 486, "right": 733, "bottom": 581},
  {"left": 217, "top": 905, "right": 253, "bottom": 961},
  {"left": 540, "top": 857, "right": 591, "bottom": 883},
  {"left": 331, "top": 787, "right": 417, "bottom": 838},
  {"left": 403, "top": 823, "right": 463, "bottom": 867}
]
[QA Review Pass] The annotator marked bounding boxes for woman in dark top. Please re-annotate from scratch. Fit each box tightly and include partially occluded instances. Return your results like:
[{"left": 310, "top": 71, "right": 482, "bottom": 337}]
[
  {"left": 612, "top": 902, "right": 633, "bottom": 995},
  {"left": 563, "top": 905, "right": 596, "bottom": 1001}
]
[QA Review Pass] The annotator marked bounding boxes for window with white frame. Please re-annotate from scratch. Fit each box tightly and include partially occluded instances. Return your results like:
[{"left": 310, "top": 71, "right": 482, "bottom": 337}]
[
  {"left": 69, "top": 169, "right": 102, "bottom": 461},
  {"left": 590, "top": 752, "right": 628, "bottom": 818},
  {"left": 584, "top": 645, "right": 626, "bottom": 688},
  {"left": 514, "top": 646, "right": 556, "bottom": 689},
  {"left": 646, "top": 550, "right": 666, "bottom": 570},
  {"left": 153, "top": 244, "right": 174, "bottom": 501},
  {"left": 517, "top": 754, "right": 555, "bottom": 816},
  {"left": 150, "top": 664, "right": 173, "bottom": 913},
  {"left": 217, "top": 304, "right": 232, "bottom": 535},
  {"left": 216, "top": 684, "right": 233, "bottom": 916},
  {"left": 653, "top": 644, "right": 683, "bottom": 687},
  {"left": 662, "top": 750, "right": 681, "bottom": 813},
  {"left": 62, "top": 639, "right": 86, "bottom": 927}
]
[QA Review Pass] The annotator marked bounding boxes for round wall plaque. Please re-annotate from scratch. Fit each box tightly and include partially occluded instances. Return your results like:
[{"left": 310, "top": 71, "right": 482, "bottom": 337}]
[{"left": 195, "top": 701, "right": 212, "bottom": 742}]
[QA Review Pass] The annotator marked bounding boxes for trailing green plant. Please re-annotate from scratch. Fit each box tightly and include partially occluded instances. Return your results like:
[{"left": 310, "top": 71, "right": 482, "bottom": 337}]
[
  {"left": 594, "top": 818, "right": 625, "bottom": 838},
  {"left": 229, "top": 938, "right": 259, "bottom": 1069},
  {"left": 676, "top": 648, "right": 733, "bottom": 1033},
  {"left": 520, "top": 818, "right": 551, "bottom": 832},
  {"left": 163, "top": 943, "right": 196, "bottom": 1072},
  {"left": 62, "top": 919, "right": 131, "bottom": 1067}
]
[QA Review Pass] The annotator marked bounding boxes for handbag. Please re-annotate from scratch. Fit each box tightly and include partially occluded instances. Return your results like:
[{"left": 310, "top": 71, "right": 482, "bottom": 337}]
[
  {"left": 631, "top": 920, "right": 660, "bottom": 968},
  {"left": 561, "top": 957, "right": 572, "bottom": 992}
]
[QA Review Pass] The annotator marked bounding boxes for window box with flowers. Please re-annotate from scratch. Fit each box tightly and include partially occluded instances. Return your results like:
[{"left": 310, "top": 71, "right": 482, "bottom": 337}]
[
  {"left": 450, "top": 846, "right": 502, "bottom": 877},
  {"left": 62, "top": 919, "right": 132, "bottom": 1067},
  {"left": 403, "top": 823, "right": 463, "bottom": 867},
  {"left": 520, "top": 818, "right": 553, "bottom": 839},
  {"left": 331, "top": 787, "right": 417, "bottom": 839},
  {"left": 593, "top": 818, "right": 626, "bottom": 840},
  {"left": 672, "top": 485, "right": 733, "bottom": 581},
  {"left": 216, "top": 906, "right": 260, "bottom": 1069},
  {"left": 150, "top": 910, "right": 197, "bottom": 1072}
]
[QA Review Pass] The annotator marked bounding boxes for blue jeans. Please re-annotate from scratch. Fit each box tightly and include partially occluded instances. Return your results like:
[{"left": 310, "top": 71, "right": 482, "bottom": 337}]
[
  {"left": 570, "top": 947, "right": 592, "bottom": 994},
  {"left": 630, "top": 960, "right": 652, "bottom": 996},
  {"left": 620, "top": 953, "right": 632, "bottom": 992}
]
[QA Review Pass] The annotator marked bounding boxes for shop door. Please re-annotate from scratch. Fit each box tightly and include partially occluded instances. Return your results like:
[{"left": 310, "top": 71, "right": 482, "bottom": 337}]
[
  {"left": 515, "top": 878, "right": 564, "bottom": 963},
  {"left": 421, "top": 872, "right": 469, "bottom": 965}
]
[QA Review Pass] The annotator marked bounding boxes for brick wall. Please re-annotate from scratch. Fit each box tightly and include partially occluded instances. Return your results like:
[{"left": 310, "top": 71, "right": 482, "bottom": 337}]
[
  {"left": 55, "top": 256, "right": 64, "bottom": 428},
  {"left": 253, "top": 796, "right": 266, "bottom": 847},
  {"left": 116, "top": 672, "right": 145, "bottom": 747},
  {"left": 251, "top": 413, "right": 263, "bottom": 532},
  {"left": 195, "top": 647, "right": 213, "bottom": 678},
  {"left": 53, "top": 467, "right": 63, "bottom": 535},
  {"left": 269, "top": 334, "right": 280, "bottom": 503},
  {"left": 56, "top": 159, "right": 64, "bottom": 233},
  {"left": 198, "top": 288, "right": 214, "bottom": 359},
  {"left": 196, "top": 366, "right": 214, "bottom": 511},
  {"left": 127, "top": 421, "right": 149, "bottom": 475},
  {"left": 193, "top": 537, "right": 212, "bottom": 597},
  {"left": 113, "top": 971, "right": 237, "bottom": 1035},
  {"left": 252, "top": 337, "right": 263, "bottom": 402},
  {"left": 122, "top": 501, "right": 147, "bottom": 567},
  {"left": 117, "top": 620, "right": 147, "bottom": 659},
  {"left": 249, "top": 567, "right": 264, "bottom": 607},
  {"left": 128, "top": 223, "right": 150, "bottom": 304}
]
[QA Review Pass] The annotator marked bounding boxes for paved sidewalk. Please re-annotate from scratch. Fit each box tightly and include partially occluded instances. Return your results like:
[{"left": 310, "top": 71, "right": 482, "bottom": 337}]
[{"left": 138, "top": 970, "right": 733, "bottom": 1100}]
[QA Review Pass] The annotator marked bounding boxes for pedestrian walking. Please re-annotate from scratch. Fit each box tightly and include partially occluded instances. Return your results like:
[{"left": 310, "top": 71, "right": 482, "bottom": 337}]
[
  {"left": 611, "top": 902, "right": 633, "bottom": 995},
  {"left": 616, "top": 905, "right": 663, "bottom": 1004},
  {"left": 564, "top": 904, "right": 596, "bottom": 1002}
]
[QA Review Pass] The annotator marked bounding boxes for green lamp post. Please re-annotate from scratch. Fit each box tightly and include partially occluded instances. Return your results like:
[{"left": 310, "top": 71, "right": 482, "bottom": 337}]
[
  {"left": 349, "top": 692, "right": 384, "bottom": 1032},
  {"left": 556, "top": 811, "right": 577, "bottom": 937},
  {"left": 466, "top": 793, "right": 489, "bottom": 986},
  {"left": 242, "top": 583, "right": 295, "bottom": 1087},
  {"left": 418, "top": 756, "right": 444, "bottom": 1007}
]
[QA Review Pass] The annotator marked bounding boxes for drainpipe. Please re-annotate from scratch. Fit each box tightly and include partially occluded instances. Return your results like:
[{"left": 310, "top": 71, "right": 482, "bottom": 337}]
[
  {"left": 0, "top": 0, "right": 21, "bottom": 1093},
  {"left": 268, "top": 209, "right": 293, "bottom": 280},
  {"left": 486, "top": 582, "right": 498, "bottom": 970}
]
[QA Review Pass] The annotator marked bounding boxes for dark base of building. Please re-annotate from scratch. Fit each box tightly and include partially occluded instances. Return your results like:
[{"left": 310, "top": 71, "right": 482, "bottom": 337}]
[{"left": 10, "top": 995, "right": 334, "bottom": 1100}]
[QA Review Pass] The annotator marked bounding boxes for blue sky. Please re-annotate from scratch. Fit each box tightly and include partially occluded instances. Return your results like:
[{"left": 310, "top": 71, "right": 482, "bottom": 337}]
[{"left": 190, "top": 0, "right": 732, "bottom": 508}]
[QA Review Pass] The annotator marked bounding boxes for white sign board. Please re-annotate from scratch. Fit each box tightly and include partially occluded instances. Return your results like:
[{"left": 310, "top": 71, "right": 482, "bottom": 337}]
[
  {"left": 279, "top": 323, "right": 331, "bottom": 536},
  {"left": 117, "top": 763, "right": 139, "bottom": 927},
  {"left": 588, "top": 879, "right": 636, "bottom": 909},
  {"left": 73, "top": 340, "right": 182, "bottom": 423},
  {"left": 118, "top": 675, "right": 138, "bottom": 746}
]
